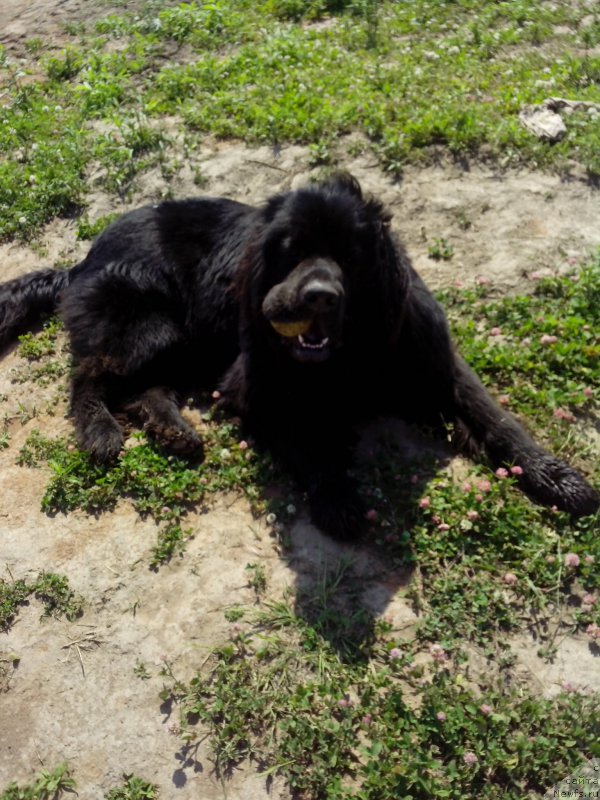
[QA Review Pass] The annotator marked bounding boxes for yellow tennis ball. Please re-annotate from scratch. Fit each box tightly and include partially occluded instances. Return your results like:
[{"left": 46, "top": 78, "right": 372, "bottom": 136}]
[{"left": 270, "top": 319, "right": 312, "bottom": 338}]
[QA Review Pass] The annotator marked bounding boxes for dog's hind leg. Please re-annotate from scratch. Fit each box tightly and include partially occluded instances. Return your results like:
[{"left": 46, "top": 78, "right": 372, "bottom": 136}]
[
  {"left": 62, "top": 272, "right": 193, "bottom": 461},
  {"left": 70, "top": 368, "right": 125, "bottom": 462},
  {"left": 452, "top": 355, "right": 599, "bottom": 518},
  {"left": 126, "top": 386, "right": 204, "bottom": 460}
]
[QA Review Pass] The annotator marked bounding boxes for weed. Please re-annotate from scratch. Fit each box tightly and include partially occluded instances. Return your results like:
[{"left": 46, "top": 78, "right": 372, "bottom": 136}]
[
  {"left": 33, "top": 572, "right": 84, "bottom": 622},
  {"left": 91, "top": 116, "right": 167, "bottom": 196},
  {"left": 0, "top": 763, "right": 75, "bottom": 799},
  {"left": 134, "top": 661, "right": 151, "bottom": 680},
  {"left": 428, "top": 237, "right": 454, "bottom": 261},
  {"left": 45, "top": 48, "right": 84, "bottom": 82},
  {"left": 18, "top": 318, "right": 63, "bottom": 361},
  {"left": 15, "top": 402, "right": 37, "bottom": 425},
  {"left": 0, "top": 570, "right": 84, "bottom": 631},
  {"left": 224, "top": 606, "right": 245, "bottom": 623},
  {"left": 0, "top": 577, "right": 30, "bottom": 631},
  {"left": 76, "top": 213, "right": 120, "bottom": 240},
  {"left": 11, "top": 318, "right": 70, "bottom": 389},
  {"left": 245, "top": 562, "right": 268, "bottom": 599},
  {"left": 0, "top": 652, "right": 20, "bottom": 693},
  {"left": 308, "top": 140, "right": 333, "bottom": 167},
  {"left": 104, "top": 775, "right": 157, "bottom": 800}
]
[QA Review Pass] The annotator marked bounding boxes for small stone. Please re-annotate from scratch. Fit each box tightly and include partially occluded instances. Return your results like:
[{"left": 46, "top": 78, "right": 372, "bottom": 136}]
[{"left": 519, "top": 107, "right": 566, "bottom": 142}]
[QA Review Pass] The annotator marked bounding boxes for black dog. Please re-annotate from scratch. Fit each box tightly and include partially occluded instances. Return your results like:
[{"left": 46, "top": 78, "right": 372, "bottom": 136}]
[{"left": 0, "top": 173, "right": 597, "bottom": 537}]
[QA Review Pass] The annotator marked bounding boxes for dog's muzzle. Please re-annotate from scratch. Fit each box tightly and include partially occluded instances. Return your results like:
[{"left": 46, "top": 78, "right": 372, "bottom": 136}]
[{"left": 262, "top": 258, "right": 345, "bottom": 363}]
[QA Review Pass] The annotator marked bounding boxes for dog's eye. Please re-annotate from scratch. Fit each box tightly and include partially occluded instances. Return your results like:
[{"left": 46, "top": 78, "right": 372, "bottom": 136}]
[
  {"left": 265, "top": 230, "right": 293, "bottom": 262},
  {"left": 264, "top": 233, "right": 301, "bottom": 280}
]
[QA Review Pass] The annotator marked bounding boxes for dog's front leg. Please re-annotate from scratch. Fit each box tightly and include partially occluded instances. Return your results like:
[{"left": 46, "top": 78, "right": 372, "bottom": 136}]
[
  {"left": 256, "top": 418, "right": 365, "bottom": 540},
  {"left": 70, "top": 367, "right": 124, "bottom": 462},
  {"left": 288, "top": 443, "right": 366, "bottom": 540},
  {"left": 452, "top": 354, "right": 599, "bottom": 517}
]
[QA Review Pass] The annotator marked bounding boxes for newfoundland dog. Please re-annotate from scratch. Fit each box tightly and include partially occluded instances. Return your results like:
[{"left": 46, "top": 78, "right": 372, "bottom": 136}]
[{"left": 0, "top": 173, "right": 597, "bottom": 537}]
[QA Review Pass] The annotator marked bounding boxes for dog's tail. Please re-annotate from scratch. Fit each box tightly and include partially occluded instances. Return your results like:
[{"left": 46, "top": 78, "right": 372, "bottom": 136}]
[{"left": 0, "top": 268, "right": 70, "bottom": 351}]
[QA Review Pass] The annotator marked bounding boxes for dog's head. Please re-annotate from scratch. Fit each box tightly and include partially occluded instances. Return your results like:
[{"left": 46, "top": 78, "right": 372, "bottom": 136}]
[{"left": 239, "top": 173, "right": 408, "bottom": 363}]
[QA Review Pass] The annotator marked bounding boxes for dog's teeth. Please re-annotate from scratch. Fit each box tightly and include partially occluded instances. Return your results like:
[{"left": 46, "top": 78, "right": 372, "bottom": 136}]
[{"left": 298, "top": 334, "right": 330, "bottom": 350}]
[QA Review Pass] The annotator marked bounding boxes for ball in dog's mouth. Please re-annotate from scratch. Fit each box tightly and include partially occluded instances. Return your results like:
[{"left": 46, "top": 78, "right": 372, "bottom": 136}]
[
  {"left": 270, "top": 319, "right": 312, "bottom": 338},
  {"left": 270, "top": 318, "right": 334, "bottom": 362}
]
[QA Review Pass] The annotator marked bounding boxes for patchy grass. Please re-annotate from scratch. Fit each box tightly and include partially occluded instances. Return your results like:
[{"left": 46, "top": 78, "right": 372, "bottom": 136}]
[
  {"left": 75, "top": 212, "right": 120, "bottom": 240},
  {"left": 0, "top": 763, "right": 75, "bottom": 800},
  {"left": 1, "top": 0, "right": 599, "bottom": 239},
  {"left": 159, "top": 598, "right": 600, "bottom": 799},
  {"left": 0, "top": 569, "right": 84, "bottom": 632},
  {"left": 9, "top": 317, "right": 70, "bottom": 389},
  {"left": 16, "top": 412, "right": 292, "bottom": 568},
  {"left": 441, "top": 258, "right": 599, "bottom": 457},
  {"left": 0, "top": 767, "right": 156, "bottom": 800},
  {"left": 0, "top": 571, "right": 84, "bottom": 631},
  {"left": 104, "top": 775, "right": 158, "bottom": 800}
]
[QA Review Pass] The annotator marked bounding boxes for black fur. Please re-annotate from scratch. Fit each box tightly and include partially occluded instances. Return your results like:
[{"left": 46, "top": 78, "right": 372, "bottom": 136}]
[{"left": 1, "top": 173, "right": 597, "bottom": 537}]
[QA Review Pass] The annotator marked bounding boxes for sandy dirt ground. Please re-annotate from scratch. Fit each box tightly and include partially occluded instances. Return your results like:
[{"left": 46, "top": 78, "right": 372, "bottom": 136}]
[{"left": 1, "top": 3, "right": 600, "bottom": 799}]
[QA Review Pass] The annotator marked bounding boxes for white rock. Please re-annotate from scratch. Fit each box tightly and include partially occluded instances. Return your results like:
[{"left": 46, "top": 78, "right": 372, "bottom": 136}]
[{"left": 519, "top": 107, "right": 567, "bottom": 142}]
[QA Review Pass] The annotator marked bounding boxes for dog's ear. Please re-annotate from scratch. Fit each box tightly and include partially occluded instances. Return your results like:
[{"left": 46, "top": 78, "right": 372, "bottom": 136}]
[
  {"left": 236, "top": 219, "right": 288, "bottom": 345},
  {"left": 343, "top": 203, "right": 408, "bottom": 345},
  {"left": 237, "top": 230, "right": 265, "bottom": 313},
  {"left": 372, "top": 229, "right": 411, "bottom": 343}
]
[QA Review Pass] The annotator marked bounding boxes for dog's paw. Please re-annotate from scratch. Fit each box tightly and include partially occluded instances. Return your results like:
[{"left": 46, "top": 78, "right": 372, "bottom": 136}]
[
  {"left": 308, "top": 476, "right": 366, "bottom": 540},
  {"left": 80, "top": 419, "right": 124, "bottom": 463},
  {"left": 516, "top": 454, "right": 599, "bottom": 518},
  {"left": 147, "top": 423, "right": 205, "bottom": 462}
]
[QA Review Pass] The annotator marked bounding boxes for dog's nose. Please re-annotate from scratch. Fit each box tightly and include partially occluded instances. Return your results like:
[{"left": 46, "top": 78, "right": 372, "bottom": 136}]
[{"left": 301, "top": 280, "right": 341, "bottom": 313}]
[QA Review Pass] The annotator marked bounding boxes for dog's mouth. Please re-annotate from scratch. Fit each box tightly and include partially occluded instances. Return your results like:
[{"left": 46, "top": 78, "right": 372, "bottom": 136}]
[
  {"left": 262, "top": 259, "right": 345, "bottom": 364},
  {"left": 269, "top": 317, "right": 335, "bottom": 363}
]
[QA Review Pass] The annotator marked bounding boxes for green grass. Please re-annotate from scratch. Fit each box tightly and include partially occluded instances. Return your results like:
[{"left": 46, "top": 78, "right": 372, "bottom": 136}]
[
  {"left": 0, "top": 764, "right": 75, "bottom": 800},
  {"left": 11, "top": 317, "right": 69, "bottom": 387},
  {"left": 1, "top": 0, "right": 599, "bottom": 239},
  {"left": 441, "top": 259, "right": 599, "bottom": 455},
  {"left": 0, "top": 570, "right": 84, "bottom": 631},
  {"left": 0, "top": 767, "right": 156, "bottom": 800},
  {"left": 159, "top": 599, "right": 600, "bottom": 799},
  {"left": 104, "top": 776, "right": 158, "bottom": 800},
  {"left": 17, "top": 318, "right": 63, "bottom": 361}
]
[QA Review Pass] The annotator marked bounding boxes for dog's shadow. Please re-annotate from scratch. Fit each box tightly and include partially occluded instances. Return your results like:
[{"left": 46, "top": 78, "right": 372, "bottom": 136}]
[{"left": 277, "top": 419, "right": 452, "bottom": 664}]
